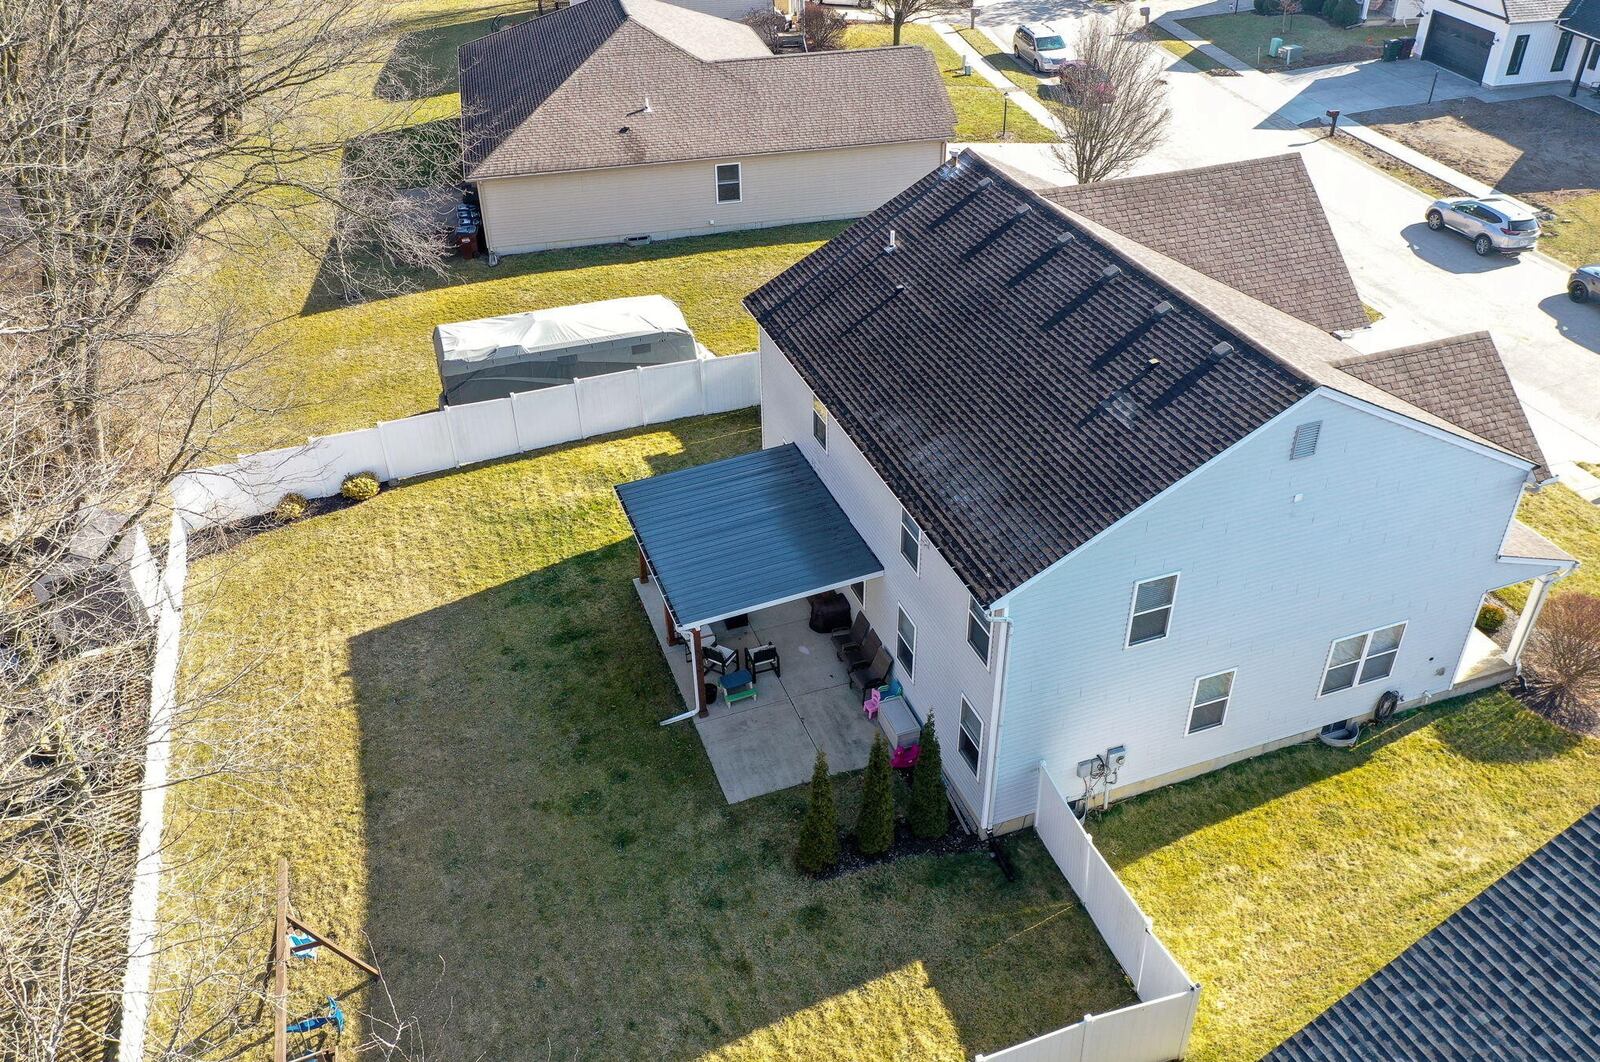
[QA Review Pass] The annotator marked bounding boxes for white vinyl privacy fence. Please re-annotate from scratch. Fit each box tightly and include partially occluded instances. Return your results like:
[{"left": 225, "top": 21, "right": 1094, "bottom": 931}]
[
  {"left": 172, "top": 353, "right": 760, "bottom": 529},
  {"left": 977, "top": 765, "right": 1200, "bottom": 1062}
]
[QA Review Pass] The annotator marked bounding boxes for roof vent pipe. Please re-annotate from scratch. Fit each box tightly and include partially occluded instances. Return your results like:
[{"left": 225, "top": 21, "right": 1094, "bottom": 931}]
[
  {"left": 642, "top": 96, "right": 653, "bottom": 114},
  {"left": 884, "top": 229, "right": 898, "bottom": 254}
]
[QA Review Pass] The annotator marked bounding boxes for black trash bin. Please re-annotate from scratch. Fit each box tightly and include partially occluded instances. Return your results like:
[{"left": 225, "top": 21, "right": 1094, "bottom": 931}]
[
  {"left": 1397, "top": 36, "right": 1416, "bottom": 59},
  {"left": 1381, "top": 37, "right": 1403, "bottom": 61}
]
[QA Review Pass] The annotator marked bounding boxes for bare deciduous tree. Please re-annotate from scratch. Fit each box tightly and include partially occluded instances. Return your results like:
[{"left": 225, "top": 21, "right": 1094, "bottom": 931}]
[
  {"left": 870, "top": 0, "right": 965, "bottom": 45},
  {"left": 741, "top": 6, "right": 789, "bottom": 51},
  {"left": 1046, "top": 11, "right": 1171, "bottom": 185},
  {"left": 0, "top": 0, "right": 454, "bottom": 1058},
  {"left": 1523, "top": 592, "right": 1600, "bottom": 733},
  {"left": 799, "top": 2, "right": 850, "bottom": 50}
]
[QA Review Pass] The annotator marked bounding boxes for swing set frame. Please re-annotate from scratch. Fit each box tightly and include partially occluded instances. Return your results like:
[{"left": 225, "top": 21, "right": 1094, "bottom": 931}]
[{"left": 270, "top": 858, "right": 381, "bottom": 1062}]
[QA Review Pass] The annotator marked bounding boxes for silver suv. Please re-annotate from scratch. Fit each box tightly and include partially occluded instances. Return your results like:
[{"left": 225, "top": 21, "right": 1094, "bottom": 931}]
[
  {"left": 1013, "top": 22, "right": 1070, "bottom": 73},
  {"left": 1425, "top": 196, "right": 1541, "bottom": 256}
]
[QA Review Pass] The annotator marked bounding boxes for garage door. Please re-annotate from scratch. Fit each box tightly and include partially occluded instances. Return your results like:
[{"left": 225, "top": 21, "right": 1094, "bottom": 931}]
[{"left": 1422, "top": 13, "right": 1493, "bottom": 82}]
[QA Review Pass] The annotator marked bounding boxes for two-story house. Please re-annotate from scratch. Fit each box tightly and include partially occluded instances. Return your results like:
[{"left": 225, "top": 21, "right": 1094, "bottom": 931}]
[{"left": 619, "top": 150, "right": 1575, "bottom": 830}]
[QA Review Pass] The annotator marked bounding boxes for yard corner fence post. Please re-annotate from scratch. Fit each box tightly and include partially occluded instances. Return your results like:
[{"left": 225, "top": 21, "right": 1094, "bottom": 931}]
[
  {"left": 1134, "top": 921, "right": 1152, "bottom": 997},
  {"left": 1179, "top": 983, "right": 1203, "bottom": 1058},
  {"left": 507, "top": 393, "right": 528, "bottom": 455},
  {"left": 1077, "top": 1012, "right": 1095, "bottom": 1062},
  {"left": 441, "top": 403, "right": 463, "bottom": 469}
]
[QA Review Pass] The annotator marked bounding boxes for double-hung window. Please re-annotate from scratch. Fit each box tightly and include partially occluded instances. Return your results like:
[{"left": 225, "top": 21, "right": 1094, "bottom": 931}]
[
  {"left": 900, "top": 510, "right": 921, "bottom": 571},
  {"left": 967, "top": 597, "right": 991, "bottom": 666},
  {"left": 1187, "top": 670, "right": 1235, "bottom": 734},
  {"left": 1127, "top": 573, "right": 1179, "bottom": 646},
  {"left": 1320, "top": 622, "right": 1406, "bottom": 695},
  {"left": 896, "top": 607, "right": 916, "bottom": 679},
  {"left": 812, "top": 398, "right": 827, "bottom": 448},
  {"left": 958, "top": 698, "right": 983, "bottom": 775},
  {"left": 715, "top": 162, "right": 742, "bottom": 204}
]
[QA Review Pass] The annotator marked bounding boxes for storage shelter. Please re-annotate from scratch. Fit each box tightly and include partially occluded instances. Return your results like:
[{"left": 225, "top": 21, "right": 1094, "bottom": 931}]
[{"left": 433, "top": 294, "right": 706, "bottom": 405}]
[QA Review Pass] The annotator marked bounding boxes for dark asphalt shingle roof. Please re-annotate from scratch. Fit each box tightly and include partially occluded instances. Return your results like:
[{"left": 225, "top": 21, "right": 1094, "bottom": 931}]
[
  {"left": 615, "top": 443, "right": 884, "bottom": 627},
  {"left": 1561, "top": 0, "right": 1600, "bottom": 37},
  {"left": 1334, "top": 332, "right": 1548, "bottom": 478},
  {"left": 1039, "top": 155, "right": 1369, "bottom": 334},
  {"left": 458, "top": 0, "right": 954, "bottom": 180},
  {"left": 1507, "top": 0, "right": 1568, "bottom": 20},
  {"left": 1268, "top": 805, "right": 1600, "bottom": 1062},
  {"left": 745, "top": 151, "right": 1537, "bottom": 603}
]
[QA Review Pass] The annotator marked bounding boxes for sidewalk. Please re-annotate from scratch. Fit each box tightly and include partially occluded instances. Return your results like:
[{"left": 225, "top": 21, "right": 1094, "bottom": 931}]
[{"left": 933, "top": 23, "right": 1065, "bottom": 136}]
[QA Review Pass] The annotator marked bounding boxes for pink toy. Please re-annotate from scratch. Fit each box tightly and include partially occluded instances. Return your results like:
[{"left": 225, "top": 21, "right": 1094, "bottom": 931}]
[
  {"left": 863, "top": 688, "right": 881, "bottom": 719},
  {"left": 890, "top": 743, "right": 921, "bottom": 770}
]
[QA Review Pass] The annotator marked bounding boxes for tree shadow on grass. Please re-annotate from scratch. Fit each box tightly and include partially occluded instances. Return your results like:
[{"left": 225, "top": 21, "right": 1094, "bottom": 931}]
[
  {"left": 374, "top": 3, "right": 548, "bottom": 102},
  {"left": 342, "top": 416, "right": 1134, "bottom": 1060}
]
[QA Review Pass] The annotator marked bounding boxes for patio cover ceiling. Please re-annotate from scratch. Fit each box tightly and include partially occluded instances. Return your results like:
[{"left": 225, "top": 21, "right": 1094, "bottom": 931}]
[{"left": 615, "top": 443, "right": 883, "bottom": 631}]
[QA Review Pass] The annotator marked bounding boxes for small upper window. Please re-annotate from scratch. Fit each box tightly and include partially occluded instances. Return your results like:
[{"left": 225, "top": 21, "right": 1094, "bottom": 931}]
[
  {"left": 896, "top": 607, "right": 916, "bottom": 679},
  {"left": 899, "top": 510, "right": 920, "bottom": 571},
  {"left": 966, "top": 597, "right": 991, "bottom": 666},
  {"left": 1290, "top": 421, "right": 1321, "bottom": 460},
  {"left": 1506, "top": 33, "right": 1530, "bottom": 76},
  {"left": 715, "top": 162, "right": 741, "bottom": 204},
  {"left": 812, "top": 398, "right": 827, "bottom": 448},
  {"left": 958, "top": 698, "right": 983, "bottom": 775},
  {"left": 1127, "top": 574, "right": 1178, "bottom": 647},
  {"left": 1187, "top": 670, "right": 1235, "bottom": 734},
  {"left": 1553, "top": 30, "right": 1574, "bottom": 71},
  {"left": 1320, "top": 622, "right": 1406, "bottom": 695}
]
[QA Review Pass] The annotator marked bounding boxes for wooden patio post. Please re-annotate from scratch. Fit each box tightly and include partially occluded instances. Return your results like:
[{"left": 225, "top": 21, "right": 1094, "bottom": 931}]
[
  {"left": 691, "top": 626, "right": 707, "bottom": 717},
  {"left": 665, "top": 604, "right": 680, "bottom": 646},
  {"left": 638, "top": 542, "right": 649, "bottom": 583},
  {"left": 272, "top": 859, "right": 289, "bottom": 1062}
]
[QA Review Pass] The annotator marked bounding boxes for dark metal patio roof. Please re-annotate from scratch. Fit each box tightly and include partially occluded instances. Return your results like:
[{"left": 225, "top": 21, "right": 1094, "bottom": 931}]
[{"left": 615, "top": 444, "right": 883, "bottom": 630}]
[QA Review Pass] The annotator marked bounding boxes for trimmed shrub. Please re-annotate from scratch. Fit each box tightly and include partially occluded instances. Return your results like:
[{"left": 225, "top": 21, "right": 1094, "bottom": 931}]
[
  {"left": 1327, "top": 0, "right": 1360, "bottom": 26},
  {"left": 796, "top": 750, "right": 839, "bottom": 874},
  {"left": 1300, "top": 0, "right": 1326, "bottom": 15},
  {"left": 1253, "top": 0, "right": 1282, "bottom": 13},
  {"left": 907, "top": 721, "right": 948, "bottom": 840},
  {"left": 274, "top": 492, "right": 309, "bottom": 523},
  {"left": 855, "top": 733, "right": 895, "bottom": 857},
  {"left": 1476, "top": 603, "right": 1508, "bottom": 635},
  {"left": 340, "top": 471, "right": 381, "bottom": 502}
]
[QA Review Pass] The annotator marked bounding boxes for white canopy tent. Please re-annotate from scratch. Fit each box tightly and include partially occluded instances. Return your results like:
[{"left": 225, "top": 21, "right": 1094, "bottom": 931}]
[{"left": 433, "top": 294, "right": 709, "bottom": 405}]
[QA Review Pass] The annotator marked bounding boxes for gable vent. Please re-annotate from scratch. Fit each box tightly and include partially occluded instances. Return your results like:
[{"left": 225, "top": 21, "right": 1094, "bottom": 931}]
[{"left": 1290, "top": 421, "right": 1322, "bottom": 460}]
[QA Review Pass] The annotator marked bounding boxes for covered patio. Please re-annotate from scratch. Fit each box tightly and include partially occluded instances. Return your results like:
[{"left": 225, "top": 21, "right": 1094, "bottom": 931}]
[{"left": 617, "top": 444, "right": 887, "bottom": 803}]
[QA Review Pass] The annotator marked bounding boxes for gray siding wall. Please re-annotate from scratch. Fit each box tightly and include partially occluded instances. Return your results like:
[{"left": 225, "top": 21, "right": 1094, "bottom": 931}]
[
  {"left": 988, "top": 391, "right": 1532, "bottom": 824},
  {"left": 479, "top": 142, "right": 946, "bottom": 255},
  {"left": 759, "top": 330, "right": 999, "bottom": 821}
]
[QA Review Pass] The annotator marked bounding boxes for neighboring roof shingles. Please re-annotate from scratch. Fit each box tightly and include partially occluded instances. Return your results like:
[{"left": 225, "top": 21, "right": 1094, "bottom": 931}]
[
  {"left": 1334, "top": 332, "right": 1548, "bottom": 477},
  {"left": 615, "top": 443, "right": 884, "bottom": 627},
  {"left": 1039, "top": 155, "right": 1369, "bottom": 333},
  {"left": 1506, "top": 0, "right": 1567, "bottom": 20},
  {"left": 745, "top": 152, "right": 1317, "bottom": 603},
  {"left": 458, "top": 0, "right": 954, "bottom": 180},
  {"left": 1560, "top": 0, "right": 1600, "bottom": 38},
  {"left": 1501, "top": 519, "right": 1577, "bottom": 565},
  {"left": 1268, "top": 806, "right": 1600, "bottom": 1062}
]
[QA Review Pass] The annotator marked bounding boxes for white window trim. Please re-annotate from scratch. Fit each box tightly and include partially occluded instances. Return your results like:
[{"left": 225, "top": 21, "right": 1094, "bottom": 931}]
[
  {"left": 966, "top": 597, "right": 991, "bottom": 667},
  {"left": 900, "top": 509, "right": 921, "bottom": 573},
  {"left": 896, "top": 606, "right": 917, "bottom": 680},
  {"left": 1317, "top": 620, "right": 1408, "bottom": 698},
  {"left": 958, "top": 696, "right": 983, "bottom": 777},
  {"left": 1125, "top": 571, "right": 1180, "bottom": 649},
  {"left": 714, "top": 162, "right": 742, "bottom": 205},
  {"left": 1185, "top": 668, "right": 1236, "bottom": 735}
]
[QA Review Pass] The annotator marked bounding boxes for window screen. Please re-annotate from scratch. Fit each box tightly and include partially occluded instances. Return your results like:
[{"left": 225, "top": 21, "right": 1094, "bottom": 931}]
[
  {"left": 967, "top": 597, "right": 991, "bottom": 665},
  {"left": 900, "top": 510, "right": 920, "bottom": 571},
  {"left": 959, "top": 698, "right": 982, "bottom": 774},
  {"left": 1127, "top": 574, "right": 1178, "bottom": 646},
  {"left": 896, "top": 607, "right": 916, "bottom": 679},
  {"left": 715, "top": 163, "right": 741, "bottom": 204},
  {"left": 1187, "top": 670, "right": 1235, "bottom": 733},
  {"left": 812, "top": 399, "right": 827, "bottom": 448},
  {"left": 1321, "top": 623, "right": 1407, "bottom": 695}
]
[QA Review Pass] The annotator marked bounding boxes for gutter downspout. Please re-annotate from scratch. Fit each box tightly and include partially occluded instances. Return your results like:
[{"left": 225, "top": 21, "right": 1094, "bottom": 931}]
[{"left": 979, "top": 607, "right": 1013, "bottom": 833}]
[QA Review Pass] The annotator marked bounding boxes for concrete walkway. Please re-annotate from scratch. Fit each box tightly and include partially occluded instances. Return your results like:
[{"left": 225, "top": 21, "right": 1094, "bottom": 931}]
[{"left": 933, "top": 23, "right": 1065, "bottom": 135}]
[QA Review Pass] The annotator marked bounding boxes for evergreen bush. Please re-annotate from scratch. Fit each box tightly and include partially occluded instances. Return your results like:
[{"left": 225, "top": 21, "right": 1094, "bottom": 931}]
[
  {"left": 855, "top": 733, "right": 895, "bottom": 857},
  {"left": 273, "top": 492, "right": 309, "bottom": 523},
  {"left": 1477, "top": 603, "right": 1508, "bottom": 635},
  {"left": 340, "top": 471, "right": 381, "bottom": 501},
  {"left": 1327, "top": 0, "right": 1360, "bottom": 25},
  {"left": 796, "top": 750, "right": 839, "bottom": 874},
  {"left": 907, "top": 721, "right": 948, "bottom": 839}
]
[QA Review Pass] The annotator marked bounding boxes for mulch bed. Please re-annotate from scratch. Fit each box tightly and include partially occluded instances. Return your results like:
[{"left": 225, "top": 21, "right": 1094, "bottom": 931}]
[
  {"left": 185, "top": 492, "right": 366, "bottom": 560},
  {"left": 811, "top": 819, "right": 995, "bottom": 881},
  {"left": 1512, "top": 678, "right": 1600, "bottom": 738}
]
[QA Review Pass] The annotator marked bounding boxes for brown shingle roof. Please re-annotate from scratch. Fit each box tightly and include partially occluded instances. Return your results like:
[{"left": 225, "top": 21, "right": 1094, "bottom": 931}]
[
  {"left": 458, "top": 0, "right": 954, "bottom": 180},
  {"left": 1038, "top": 155, "right": 1370, "bottom": 334},
  {"left": 1334, "top": 332, "right": 1549, "bottom": 478}
]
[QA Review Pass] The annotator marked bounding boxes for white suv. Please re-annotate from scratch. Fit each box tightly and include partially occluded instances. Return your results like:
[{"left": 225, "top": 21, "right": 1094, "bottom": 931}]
[
  {"left": 1013, "top": 22, "right": 1070, "bottom": 73},
  {"left": 1425, "top": 196, "right": 1542, "bottom": 256}
]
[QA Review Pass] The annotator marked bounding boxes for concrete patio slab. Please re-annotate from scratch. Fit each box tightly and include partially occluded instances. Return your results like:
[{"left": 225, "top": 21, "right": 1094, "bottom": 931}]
[
  {"left": 793, "top": 686, "right": 879, "bottom": 773},
  {"left": 763, "top": 618, "right": 855, "bottom": 697},
  {"left": 696, "top": 701, "right": 818, "bottom": 803}
]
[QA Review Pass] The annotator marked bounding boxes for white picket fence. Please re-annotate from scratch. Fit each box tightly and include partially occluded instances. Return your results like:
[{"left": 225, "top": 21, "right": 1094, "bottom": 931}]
[
  {"left": 172, "top": 353, "right": 760, "bottom": 529},
  {"left": 977, "top": 765, "right": 1200, "bottom": 1062}
]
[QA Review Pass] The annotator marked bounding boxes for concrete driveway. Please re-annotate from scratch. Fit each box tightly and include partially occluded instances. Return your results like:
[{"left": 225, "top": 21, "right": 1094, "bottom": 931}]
[{"left": 966, "top": 0, "right": 1600, "bottom": 467}]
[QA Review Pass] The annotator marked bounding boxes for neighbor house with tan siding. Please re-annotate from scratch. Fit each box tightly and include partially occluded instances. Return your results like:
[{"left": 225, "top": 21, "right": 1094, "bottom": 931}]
[{"left": 457, "top": 0, "right": 954, "bottom": 255}]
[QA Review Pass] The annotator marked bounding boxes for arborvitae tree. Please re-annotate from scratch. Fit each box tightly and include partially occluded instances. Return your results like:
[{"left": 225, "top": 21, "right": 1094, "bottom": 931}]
[
  {"left": 908, "top": 721, "right": 948, "bottom": 839},
  {"left": 855, "top": 733, "right": 896, "bottom": 856},
  {"left": 797, "top": 750, "right": 839, "bottom": 874}
]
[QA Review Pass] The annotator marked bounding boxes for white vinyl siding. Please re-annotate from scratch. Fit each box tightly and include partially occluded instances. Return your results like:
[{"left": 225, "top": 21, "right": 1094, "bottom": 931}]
[
  {"left": 1126, "top": 574, "right": 1179, "bottom": 646},
  {"left": 478, "top": 140, "right": 946, "bottom": 254},
  {"left": 1186, "top": 670, "right": 1235, "bottom": 734},
  {"left": 1320, "top": 623, "right": 1407, "bottom": 696}
]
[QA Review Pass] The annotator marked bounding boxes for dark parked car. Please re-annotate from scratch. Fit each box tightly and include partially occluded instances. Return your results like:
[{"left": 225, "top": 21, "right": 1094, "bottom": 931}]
[
  {"left": 1569, "top": 265, "right": 1600, "bottom": 303},
  {"left": 1056, "top": 60, "right": 1114, "bottom": 104}
]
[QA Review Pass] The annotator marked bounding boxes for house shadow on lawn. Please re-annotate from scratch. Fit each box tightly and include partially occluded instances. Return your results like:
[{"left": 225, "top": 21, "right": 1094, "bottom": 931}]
[
  {"left": 343, "top": 438, "right": 1133, "bottom": 1059},
  {"left": 373, "top": 2, "right": 547, "bottom": 102}
]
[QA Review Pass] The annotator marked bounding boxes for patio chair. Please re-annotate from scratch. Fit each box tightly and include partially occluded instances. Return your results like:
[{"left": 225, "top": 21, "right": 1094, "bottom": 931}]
[
  {"left": 830, "top": 612, "right": 868, "bottom": 653},
  {"left": 849, "top": 647, "right": 893, "bottom": 694},
  {"left": 747, "top": 642, "right": 780, "bottom": 679},
  {"left": 842, "top": 630, "right": 882, "bottom": 673},
  {"left": 701, "top": 642, "right": 738, "bottom": 677}
]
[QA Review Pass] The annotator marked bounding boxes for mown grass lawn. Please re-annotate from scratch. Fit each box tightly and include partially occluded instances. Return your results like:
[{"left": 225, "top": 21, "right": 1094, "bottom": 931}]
[
  {"left": 844, "top": 24, "right": 1057, "bottom": 143},
  {"left": 166, "top": 409, "right": 1135, "bottom": 1062},
  {"left": 1095, "top": 689, "right": 1600, "bottom": 1062},
  {"left": 1178, "top": 12, "right": 1411, "bottom": 70},
  {"left": 953, "top": 27, "right": 1053, "bottom": 95}
]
